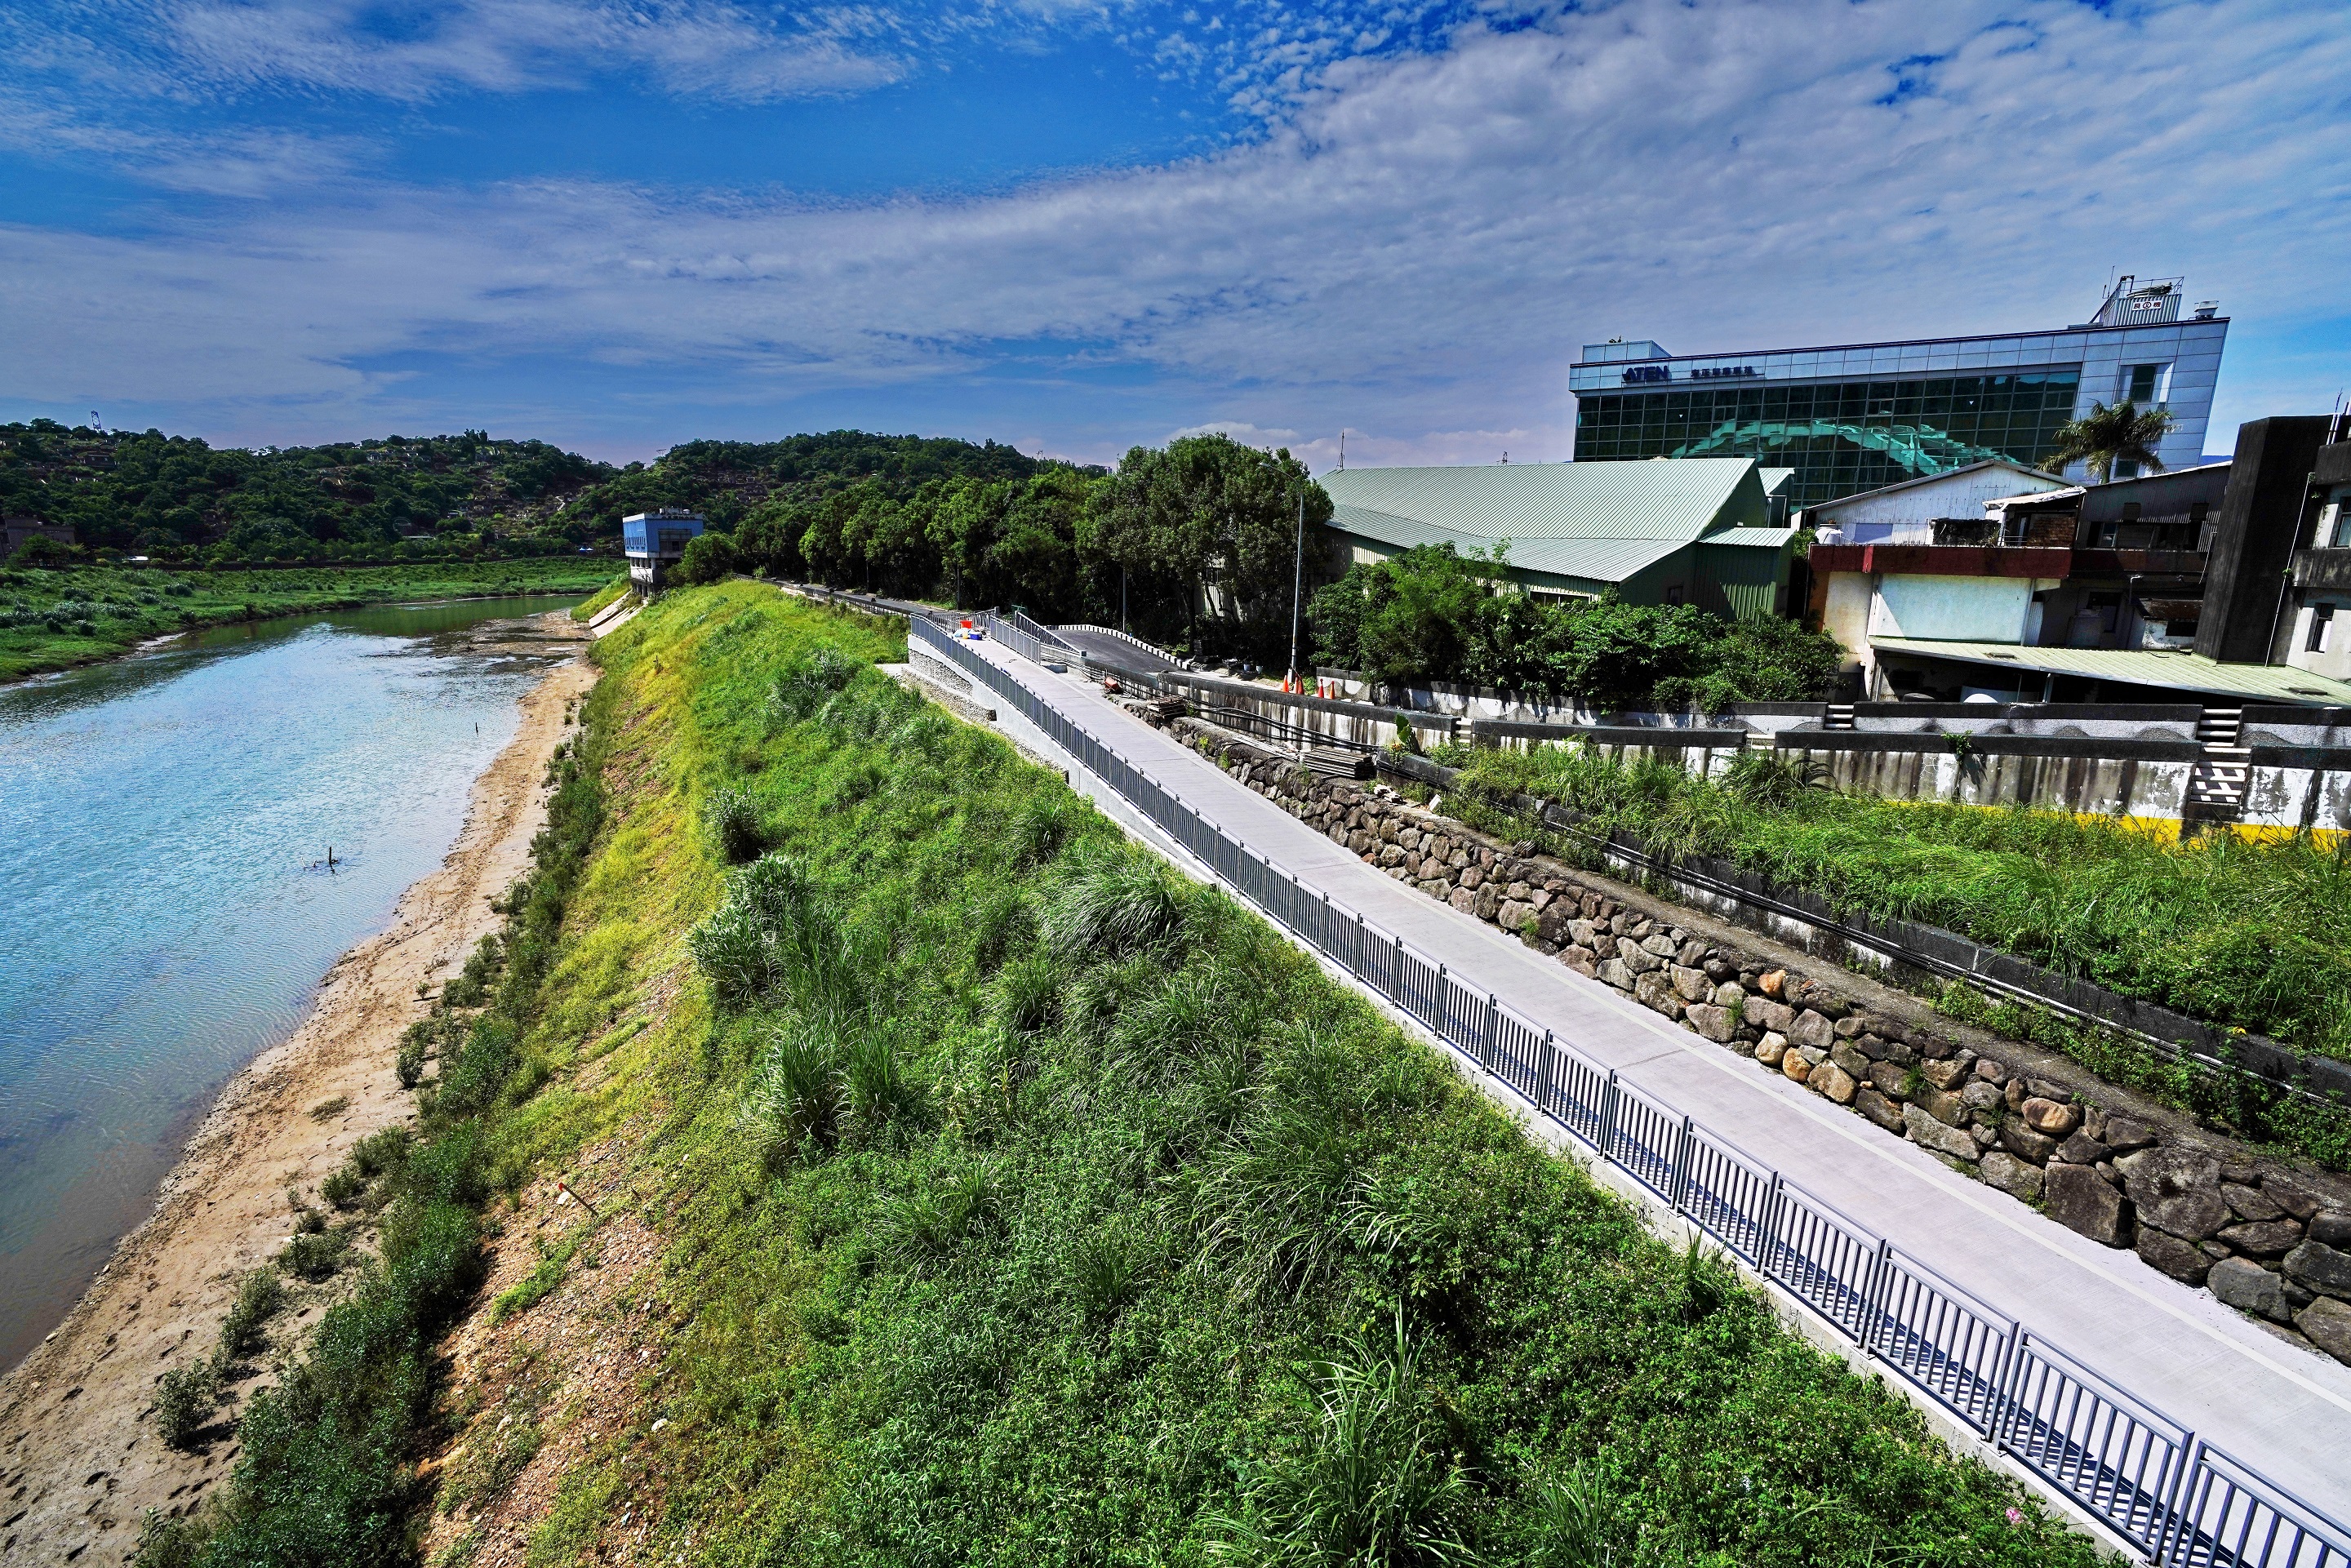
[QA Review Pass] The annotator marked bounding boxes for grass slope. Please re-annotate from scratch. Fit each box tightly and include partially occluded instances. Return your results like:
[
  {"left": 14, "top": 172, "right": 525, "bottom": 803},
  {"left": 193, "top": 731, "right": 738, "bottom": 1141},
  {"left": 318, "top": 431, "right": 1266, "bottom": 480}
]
[
  {"left": 430, "top": 584, "right": 2088, "bottom": 1567},
  {"left": 0, "top": 558, "right": 613, "bottom": 682}
]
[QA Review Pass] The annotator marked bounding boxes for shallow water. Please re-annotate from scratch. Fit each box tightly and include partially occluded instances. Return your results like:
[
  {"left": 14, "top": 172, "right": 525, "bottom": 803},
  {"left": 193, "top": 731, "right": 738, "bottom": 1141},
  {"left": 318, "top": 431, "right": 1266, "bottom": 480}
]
[{"left": 0, "top": 597, "right": 582, "bottom": 1367}]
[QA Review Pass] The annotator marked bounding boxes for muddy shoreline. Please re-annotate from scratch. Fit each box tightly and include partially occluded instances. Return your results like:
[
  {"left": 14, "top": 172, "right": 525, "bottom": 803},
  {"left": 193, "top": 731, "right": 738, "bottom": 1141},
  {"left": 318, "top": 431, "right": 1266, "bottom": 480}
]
[{"left": 0, "top": 613, "right": 598, "bottom": 1563}]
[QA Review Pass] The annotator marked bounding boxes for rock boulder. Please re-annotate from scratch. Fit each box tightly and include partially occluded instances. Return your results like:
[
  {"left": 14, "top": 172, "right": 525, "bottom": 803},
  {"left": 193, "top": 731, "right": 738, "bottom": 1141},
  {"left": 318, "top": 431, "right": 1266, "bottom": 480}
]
[
  {"left": 2118, "top": 1148, "right": 2229, "bottom": 1242},
  {"left": 2207, "top": 1257, "right": 2291, "bottom": 1323},
  {"left": 2045, "top": 1163, "right": 2131, "bottom": 1247}
]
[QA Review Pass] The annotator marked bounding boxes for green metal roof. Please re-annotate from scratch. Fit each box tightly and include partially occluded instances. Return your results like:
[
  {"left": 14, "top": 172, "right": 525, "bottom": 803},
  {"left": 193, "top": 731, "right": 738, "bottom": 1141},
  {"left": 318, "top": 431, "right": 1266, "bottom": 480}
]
[
  {"left": 1869, "top": 638, "right": 2351, "bottom": 704},
  {"left": 1323, "top": 459, "right": 1760, "bottom": 586},
  {"left": 1330, "top": 503, "right": 1691, "bottom": 585},
  {"left": 1701, "top": 526, "right": 1799, "bottom": 549}
]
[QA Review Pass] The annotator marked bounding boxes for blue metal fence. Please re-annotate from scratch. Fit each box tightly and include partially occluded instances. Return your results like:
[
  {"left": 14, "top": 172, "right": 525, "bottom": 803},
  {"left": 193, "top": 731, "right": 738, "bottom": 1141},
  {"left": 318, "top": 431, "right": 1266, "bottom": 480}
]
[{"left": 904, "top": 615, "right": 2349, "bottom": 1568}]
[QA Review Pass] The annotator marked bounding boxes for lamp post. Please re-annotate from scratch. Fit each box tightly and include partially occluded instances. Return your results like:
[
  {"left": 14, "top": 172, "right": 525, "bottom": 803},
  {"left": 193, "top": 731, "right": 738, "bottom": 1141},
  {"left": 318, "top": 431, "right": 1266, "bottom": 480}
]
[{"left": 1287, "top": 478, "right": 1306, "bottom": 692}]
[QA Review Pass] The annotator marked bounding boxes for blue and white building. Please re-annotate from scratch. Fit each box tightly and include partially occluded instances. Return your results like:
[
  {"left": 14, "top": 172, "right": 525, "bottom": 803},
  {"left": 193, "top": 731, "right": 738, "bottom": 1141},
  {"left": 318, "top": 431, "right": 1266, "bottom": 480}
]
[
  {"left": 622, "top": 509, "right": 704, "bottom": 592},
  {"left": 1571, "top": 276, "right": 2228, "bottom": 509}
]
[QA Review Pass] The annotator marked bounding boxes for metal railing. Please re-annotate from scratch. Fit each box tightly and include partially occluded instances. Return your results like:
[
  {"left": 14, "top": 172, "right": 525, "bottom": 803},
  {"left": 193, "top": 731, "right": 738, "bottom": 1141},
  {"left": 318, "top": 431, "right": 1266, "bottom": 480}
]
[
  {"left": 1004, "top": 608, "right": 1076, "bottom": 655},
  {"left": 1051, "top": 622, "right": 1180, "bottom": 664},
  {"left": 906, "top": 616, "right": 2349, "bottom": 1568}
]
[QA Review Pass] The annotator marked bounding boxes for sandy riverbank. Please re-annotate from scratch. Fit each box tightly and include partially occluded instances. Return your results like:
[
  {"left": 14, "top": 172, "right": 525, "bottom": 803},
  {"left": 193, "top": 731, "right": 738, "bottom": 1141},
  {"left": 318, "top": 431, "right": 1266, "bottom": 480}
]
[{"left": 0, "top": 613, "right": 598, "bottom": 1564}]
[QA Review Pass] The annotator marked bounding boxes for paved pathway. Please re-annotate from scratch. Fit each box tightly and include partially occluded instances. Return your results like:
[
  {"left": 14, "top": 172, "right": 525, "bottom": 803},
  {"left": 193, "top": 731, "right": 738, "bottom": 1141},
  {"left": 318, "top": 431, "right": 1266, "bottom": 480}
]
[{"left": 960, "top": 634, "right": 2351, "bottom": 1521}]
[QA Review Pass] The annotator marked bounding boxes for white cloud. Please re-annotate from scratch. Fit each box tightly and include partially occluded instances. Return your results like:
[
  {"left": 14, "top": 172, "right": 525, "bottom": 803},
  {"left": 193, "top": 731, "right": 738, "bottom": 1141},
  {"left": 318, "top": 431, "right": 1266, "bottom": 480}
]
[
  {"left": 29, "top": 0, "right": 906, "bottom": 104},
  {"left": 6, "top": 0, "right": 2349, "bottom": 457}
]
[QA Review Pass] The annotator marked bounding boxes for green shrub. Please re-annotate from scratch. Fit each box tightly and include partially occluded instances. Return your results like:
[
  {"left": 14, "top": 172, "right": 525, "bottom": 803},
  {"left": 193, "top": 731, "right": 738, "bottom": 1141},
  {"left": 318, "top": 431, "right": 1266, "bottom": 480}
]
[
  {"left": 320, "top": 1164, "right": 367, "bottom": 1210},
  {"left": 351, "top": 1125, "right": 412, "bottom": 1179},
  {"left": 276, "top": 1229, "right": 347, "bottom": 1282},
  {"left": 216, "top": 1268, "right": 284, "bottom": 1363},
  {"left": 153, "top": 1363, "right": 217, "bottom": 1450}
]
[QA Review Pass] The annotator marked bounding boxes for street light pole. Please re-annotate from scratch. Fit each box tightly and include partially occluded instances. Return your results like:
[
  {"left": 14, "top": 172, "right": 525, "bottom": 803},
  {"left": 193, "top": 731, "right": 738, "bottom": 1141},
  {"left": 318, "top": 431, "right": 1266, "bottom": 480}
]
[{"left": 1287, "top": 479, "right": 1306, "bottom": 692}]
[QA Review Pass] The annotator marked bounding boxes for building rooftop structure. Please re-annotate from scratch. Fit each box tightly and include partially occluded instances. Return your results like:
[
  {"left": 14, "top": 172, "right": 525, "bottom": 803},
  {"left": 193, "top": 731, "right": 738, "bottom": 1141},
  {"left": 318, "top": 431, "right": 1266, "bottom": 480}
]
[
  {"left": 1321, "top": 459, "right": 1797, "bottom": 619},
  {"left": 1571, "top": 276, "right": 2227, "bottom": 508}
]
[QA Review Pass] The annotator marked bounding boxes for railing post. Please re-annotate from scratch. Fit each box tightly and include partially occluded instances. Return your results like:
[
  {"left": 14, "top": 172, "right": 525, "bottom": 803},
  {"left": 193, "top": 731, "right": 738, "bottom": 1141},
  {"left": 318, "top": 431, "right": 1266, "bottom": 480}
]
[
  {"left": 1671, "top": 1115, "right": 1694, "bottom": 1212},
  {"left": 1535, "top": 1028, "right": 1555, "bottom": 1116},
  {"left": 1761, "top": 1172, "right": 1786, "bottom": 1280},
  {"left": 1601, "top": 1069, "right": 1621, "bottom": 1165},
  {"left": 1861, "top": 1238, "right": 1894, "bottom": 1357},
  {"left": 1480, "top": 993, "right": 1498, "bottom": 1075},
  {"left": 1434, "top": 964, "right": 1448, "bottom": 1040},
  {"left": 2153, "top": 1435, "right": 2201, "bottom": 1568}
]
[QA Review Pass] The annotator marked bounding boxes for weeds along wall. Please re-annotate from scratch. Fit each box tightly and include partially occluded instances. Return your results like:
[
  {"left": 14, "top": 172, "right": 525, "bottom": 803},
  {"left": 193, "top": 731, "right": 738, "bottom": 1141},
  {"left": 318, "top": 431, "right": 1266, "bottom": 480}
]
[{"left": 205, "top": 580, "right": 2106, "bottom": 1568}]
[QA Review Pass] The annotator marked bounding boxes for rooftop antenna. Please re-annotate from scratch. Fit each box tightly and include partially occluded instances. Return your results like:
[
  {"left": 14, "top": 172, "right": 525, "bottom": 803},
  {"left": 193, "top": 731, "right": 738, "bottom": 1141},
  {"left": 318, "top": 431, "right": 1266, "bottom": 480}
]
[
  {"left": 1338, "top": 431, "right": 1344, "bottom": 471},
  {"left": 1500, "top": 451, "right": 1509, "bottom": 464}
]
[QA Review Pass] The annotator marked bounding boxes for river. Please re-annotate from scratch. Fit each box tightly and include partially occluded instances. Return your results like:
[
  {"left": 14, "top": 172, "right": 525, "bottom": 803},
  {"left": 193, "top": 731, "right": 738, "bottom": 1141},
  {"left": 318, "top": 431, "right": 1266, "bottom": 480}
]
[{"left": 0, "top": 597, "right": 584, "bottom": 1367}]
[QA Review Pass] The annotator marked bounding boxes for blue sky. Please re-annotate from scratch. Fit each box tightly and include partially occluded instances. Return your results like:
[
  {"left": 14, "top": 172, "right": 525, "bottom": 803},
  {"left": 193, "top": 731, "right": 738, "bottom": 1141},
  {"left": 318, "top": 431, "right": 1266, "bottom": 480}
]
[{"left": 3, "top": 0, "right": 2348, "bottom": 468}]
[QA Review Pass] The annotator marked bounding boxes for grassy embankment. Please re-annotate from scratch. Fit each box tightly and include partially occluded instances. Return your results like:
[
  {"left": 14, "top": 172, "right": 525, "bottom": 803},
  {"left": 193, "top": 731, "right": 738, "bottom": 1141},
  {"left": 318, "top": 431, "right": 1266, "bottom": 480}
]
[
  {"left": 567, "top": 574, "right": 632, "bottom": 623},
  {"left": 144, "top": 583, "right": 2098, "bottom": 1566},
  {"left": 0, "top": 557, "right": 615, "bottom": 682},
  {"left": 1446, "top": 744, "right": 2351, "bottom": 1163}
]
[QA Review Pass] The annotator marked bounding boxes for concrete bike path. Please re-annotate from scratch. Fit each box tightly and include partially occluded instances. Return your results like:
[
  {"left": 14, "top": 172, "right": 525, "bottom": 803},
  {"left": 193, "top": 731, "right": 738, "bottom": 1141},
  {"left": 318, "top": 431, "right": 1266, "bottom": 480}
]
[{"left": 961, "top": 636, "right": 2351, "bottom": 1517}]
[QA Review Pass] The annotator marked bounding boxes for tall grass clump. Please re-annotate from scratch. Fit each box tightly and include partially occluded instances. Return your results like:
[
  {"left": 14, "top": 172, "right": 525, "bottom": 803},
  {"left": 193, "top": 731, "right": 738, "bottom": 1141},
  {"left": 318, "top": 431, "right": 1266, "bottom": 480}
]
[{"left": 1455, "top": 741, "right": 2351, "bottom": 1064}]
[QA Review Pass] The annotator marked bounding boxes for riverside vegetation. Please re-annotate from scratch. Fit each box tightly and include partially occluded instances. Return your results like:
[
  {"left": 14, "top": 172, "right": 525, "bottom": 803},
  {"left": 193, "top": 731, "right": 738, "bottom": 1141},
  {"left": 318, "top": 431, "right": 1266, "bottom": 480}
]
[
  {"left": 1445, "top": 744, "right": 2351, "bottom": 1072},
  {"left": 144, "top": 582, "right": 2095, "bottom": 1565},
  {"left": 0, "top": 558, "right": 612, "bottom": 682}
]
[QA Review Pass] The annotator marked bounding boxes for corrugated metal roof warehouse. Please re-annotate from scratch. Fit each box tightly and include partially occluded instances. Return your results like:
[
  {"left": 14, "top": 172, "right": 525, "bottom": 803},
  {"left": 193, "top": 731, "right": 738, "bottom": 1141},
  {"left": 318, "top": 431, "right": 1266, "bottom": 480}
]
[{"left": 1320, "top": 459, "right": 1799, "bottom": 620}]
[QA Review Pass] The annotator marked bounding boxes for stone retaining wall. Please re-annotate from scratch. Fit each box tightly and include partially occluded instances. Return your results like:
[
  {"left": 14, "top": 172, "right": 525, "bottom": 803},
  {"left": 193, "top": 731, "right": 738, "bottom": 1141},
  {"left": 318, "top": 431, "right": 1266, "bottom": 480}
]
[{"left": 1158, "top": 713, "right": 2351, "bottom": 1368}]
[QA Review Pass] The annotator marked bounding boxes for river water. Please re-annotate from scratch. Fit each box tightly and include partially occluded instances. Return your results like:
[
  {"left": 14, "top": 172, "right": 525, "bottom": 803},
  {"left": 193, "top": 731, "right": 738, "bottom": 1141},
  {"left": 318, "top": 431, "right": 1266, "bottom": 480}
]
[{"left": 0, "top": 597, "right": 583, "bottom": 1367}]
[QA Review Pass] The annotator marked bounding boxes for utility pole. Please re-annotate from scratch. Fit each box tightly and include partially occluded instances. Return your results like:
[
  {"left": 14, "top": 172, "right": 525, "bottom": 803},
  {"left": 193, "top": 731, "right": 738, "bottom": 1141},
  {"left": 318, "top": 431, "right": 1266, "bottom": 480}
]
[{"left": 1287, "top": 478, "right": 1306, "bottom": 692}]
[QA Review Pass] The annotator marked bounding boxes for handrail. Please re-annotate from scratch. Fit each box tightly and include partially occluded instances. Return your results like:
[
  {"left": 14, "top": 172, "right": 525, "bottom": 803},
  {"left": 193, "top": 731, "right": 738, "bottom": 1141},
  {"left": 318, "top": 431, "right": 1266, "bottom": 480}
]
[
  {"left": 1051, "top": 622, "right": 1179, "bottom": 663},
  {"left": 903, "top": 615, "right": 2349, "bottom": 1568}
]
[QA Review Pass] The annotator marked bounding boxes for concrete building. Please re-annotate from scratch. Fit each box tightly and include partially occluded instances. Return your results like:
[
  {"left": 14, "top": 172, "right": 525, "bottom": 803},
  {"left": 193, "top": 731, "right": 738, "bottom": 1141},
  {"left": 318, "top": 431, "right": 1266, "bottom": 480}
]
[
  {"left": 1319, "top": 459, "right": 1798, "bottom": 620},
  {"left": 1803, "top": 460, "right": 2073, "bottom": 546},
  {"left": 2, "top": 516, "right": 76, "bottom": 555},
  {"left": 622, "top": 509, "right": 704, "bottom": 593},
  {"left": 2278, "top": 415, "right": 2351, "bottom": 686},
  {"left": 1803, "top": 416, "right": 2351, "bottom": 704},
  {"left": 1570, "top": 276, "right": 2227, "bottom": 508}
]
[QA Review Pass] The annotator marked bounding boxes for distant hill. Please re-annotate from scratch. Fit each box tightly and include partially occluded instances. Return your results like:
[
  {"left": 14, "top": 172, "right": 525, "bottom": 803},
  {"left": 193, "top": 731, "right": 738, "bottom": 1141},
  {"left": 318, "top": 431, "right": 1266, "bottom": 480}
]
[
  {"left": 0, "top": 423, "right": 1044, "bottom": 563},
  {"left": 555, "top": 432, "right": 1044, "bottom": 534}
]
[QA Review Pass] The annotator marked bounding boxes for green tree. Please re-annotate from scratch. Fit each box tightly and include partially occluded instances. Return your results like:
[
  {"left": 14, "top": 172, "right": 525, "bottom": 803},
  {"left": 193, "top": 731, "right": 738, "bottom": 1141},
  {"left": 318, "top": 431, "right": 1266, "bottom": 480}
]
[
  {"left": 2048, "top": 400, "right": 2174, "bottom": 482},
  {"left": 676, "top": 531, "right": 741, "bottom": 585},
  {"left": 1082, "top": 435, "right": 1330, "bottom": 655}
]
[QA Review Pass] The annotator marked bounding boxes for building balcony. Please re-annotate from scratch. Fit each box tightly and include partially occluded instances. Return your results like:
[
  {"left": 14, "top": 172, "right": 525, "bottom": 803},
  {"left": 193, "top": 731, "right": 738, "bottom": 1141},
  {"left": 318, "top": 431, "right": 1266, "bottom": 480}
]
[
  {"left": 2291, "top": 549, "right": 2351, "bottom": 594},
  {"left": 2313, "top": 441, "right": 2351, "bottom": 489},
  {"left": 1807, "top": 543, "right": 2072, "bottom": 579}
]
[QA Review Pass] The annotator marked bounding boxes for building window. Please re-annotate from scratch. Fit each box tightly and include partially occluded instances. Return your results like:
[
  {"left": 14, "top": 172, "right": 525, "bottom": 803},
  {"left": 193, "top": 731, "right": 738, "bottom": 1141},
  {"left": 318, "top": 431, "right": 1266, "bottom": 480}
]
[
  {"left": 2125, "top": 363, "right": 2166, "bottom": 404},
  {"left": 2310, "top": 603, "right": 2337, "bottom": 655}
]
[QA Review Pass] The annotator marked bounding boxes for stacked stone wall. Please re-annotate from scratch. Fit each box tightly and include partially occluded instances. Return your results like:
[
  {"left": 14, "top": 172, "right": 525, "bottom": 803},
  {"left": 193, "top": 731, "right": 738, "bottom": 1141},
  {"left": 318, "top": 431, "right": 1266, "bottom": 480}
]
[{"left": 1161, "top": 714, "right": 2351, "bottom": 1367}]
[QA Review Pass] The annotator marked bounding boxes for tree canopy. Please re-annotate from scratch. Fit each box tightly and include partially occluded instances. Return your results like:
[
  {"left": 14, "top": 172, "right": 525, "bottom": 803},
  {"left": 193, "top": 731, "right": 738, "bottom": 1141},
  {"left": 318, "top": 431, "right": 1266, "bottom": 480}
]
[{"left": 1308, "top": 544, "right": 1841, "bottom": 713}]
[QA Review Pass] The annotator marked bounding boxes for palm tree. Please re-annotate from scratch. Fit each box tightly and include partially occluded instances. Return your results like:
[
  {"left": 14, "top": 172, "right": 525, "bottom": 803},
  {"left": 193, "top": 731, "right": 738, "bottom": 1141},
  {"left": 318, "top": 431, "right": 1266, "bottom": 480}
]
[{"left": 2047, "top": 400, "right": 2175, "bottom": 483}]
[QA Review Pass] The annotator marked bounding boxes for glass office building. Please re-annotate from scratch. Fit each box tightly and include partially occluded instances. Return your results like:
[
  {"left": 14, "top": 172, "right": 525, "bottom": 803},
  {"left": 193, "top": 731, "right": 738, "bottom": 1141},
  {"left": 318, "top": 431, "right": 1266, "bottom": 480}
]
[{"left": 1569, "top": 278, "right": 2228, "bottom": 509}]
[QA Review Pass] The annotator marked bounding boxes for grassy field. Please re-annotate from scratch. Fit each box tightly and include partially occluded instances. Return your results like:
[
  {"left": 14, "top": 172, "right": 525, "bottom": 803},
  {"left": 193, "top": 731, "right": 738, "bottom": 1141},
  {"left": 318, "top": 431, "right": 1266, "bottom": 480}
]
[
  {"left": 0, "top": 557, "right": 616, "bottom": 682},
  {"left": 1448, "top": 744, "right": 2351, "bottom": 1069},
  {"left": 146, "top": 584, "right": 2098, "bottom": 1566}
]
